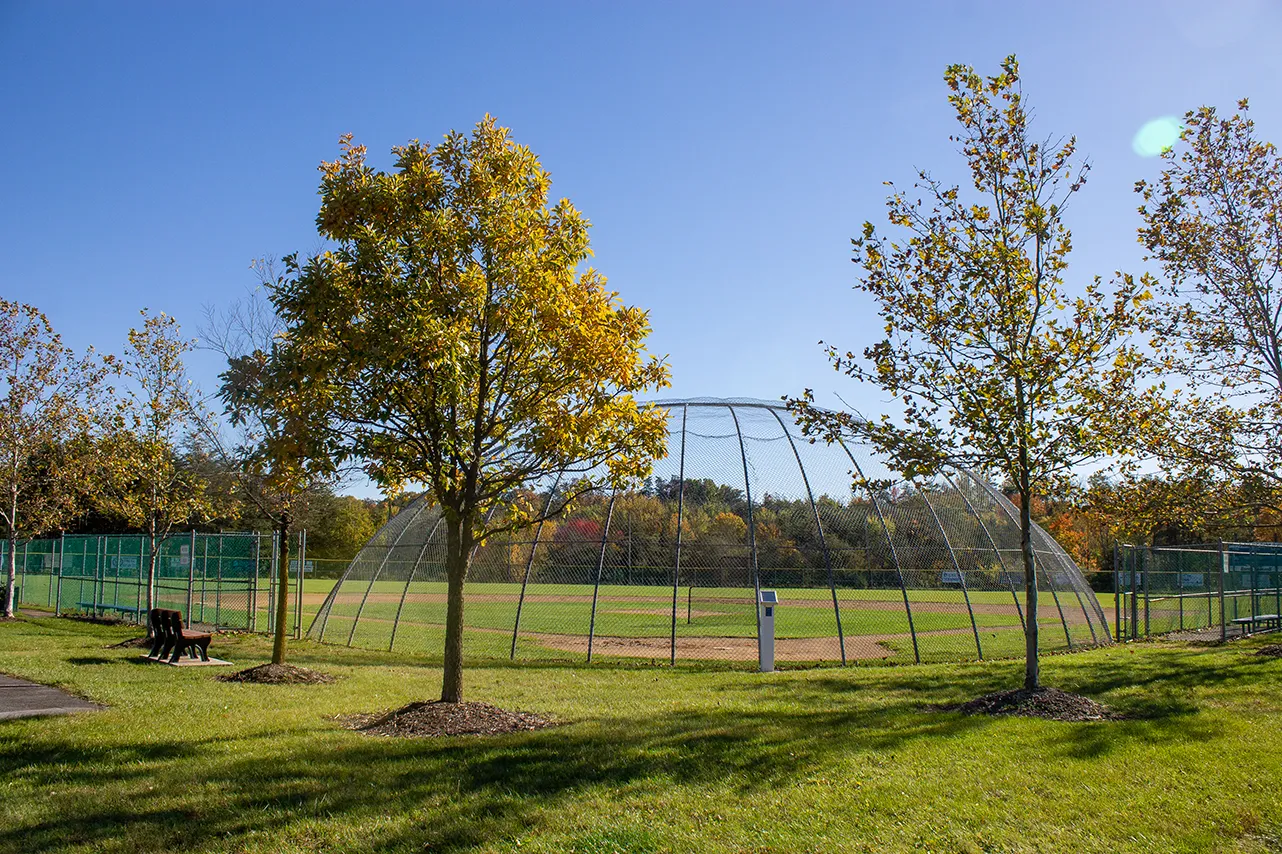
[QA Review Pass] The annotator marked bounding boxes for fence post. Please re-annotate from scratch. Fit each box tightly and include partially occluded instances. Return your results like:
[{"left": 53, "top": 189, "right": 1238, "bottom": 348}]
[
  {"left": 17, "top": 540, "right": 26, "bottom": 609},
  {"left": 1142, "top": 548, "right": 1150, "bottom": 638},
  {"left": 1113, "top": 544, "right": 1121, "bottom": 642},
  {"left": 90, "top": 536, "right": 99, "bottom": 615},
  {"left": 135, "top": 539, "right": 144, "bottom": 618},
  {"left": 268, "top": 531, "right": 278, "bottom": 634},
  {"left": 186, "top": 530, "right": 196, "bottom": 619},
  {"left": 54, "top": 534, "right": 64, "bottom": 616},
  {"left": 200, "top": 535, "right": 208, "bottom": 623},
  {"left": 295, "top": 529, "right": 305, "bottom": 640},
  {"left": 1177, "top": 556, "right": 1184, "bottom": 631},
  {"left": 97, "top": 535, "right": 106, "bottom": 611},
  {"left": 215, "top": 535, "right": 223, "bottom": 627},
  {"left": 1252, "top": 563, "right": 1259, "bottom": 621},
  {"left": 250, "top": 532, "right": 259, "bottom": 632},
  {"left": 1130, "top": 547, "right": 1139, "bottom": 640},
  {"left": 109, "top": 538, "right": 120, "bottom": 617},
  {"left": 1219, "top": 542, "right": 1227, "bottom": 642},
  {"left": 1207, "top": 555, "right": 1213, "bottom": 630}
]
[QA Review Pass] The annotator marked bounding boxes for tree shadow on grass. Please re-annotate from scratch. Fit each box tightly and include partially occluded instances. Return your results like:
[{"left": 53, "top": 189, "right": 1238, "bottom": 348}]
[
  {"left": 0, "top": 691, "right": 983, "bottom": 854},
  {"left": 65, "top": 656, "right": 117, "bottom": 666},
  {"left": 1, "top": 637, "right": 1264, "bottom": 853}
]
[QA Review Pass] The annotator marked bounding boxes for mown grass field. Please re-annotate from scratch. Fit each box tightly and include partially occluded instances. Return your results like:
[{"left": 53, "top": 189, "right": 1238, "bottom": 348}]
[{"left": 2, "top": 615, "right": 1281, "bottom": 853}]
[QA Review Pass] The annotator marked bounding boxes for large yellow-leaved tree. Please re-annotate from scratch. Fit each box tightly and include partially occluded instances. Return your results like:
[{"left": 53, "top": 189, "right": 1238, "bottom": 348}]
[{"left": 271, "top": 117, "right": 669, "bottom": 702}]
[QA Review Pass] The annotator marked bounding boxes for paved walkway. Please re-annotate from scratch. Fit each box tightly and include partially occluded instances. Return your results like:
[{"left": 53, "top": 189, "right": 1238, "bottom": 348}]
[{"left": 0, "top": 674, "right": 100, "bottom": 721}]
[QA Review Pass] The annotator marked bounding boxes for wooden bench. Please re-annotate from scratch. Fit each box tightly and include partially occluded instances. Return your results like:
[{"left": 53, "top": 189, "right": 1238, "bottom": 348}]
[
  {"left": 1231, "top": 614, "right": 1281, "bottom": 635},
  {"left": 147, "top": 608, "right": 212, "bottom": 664}
]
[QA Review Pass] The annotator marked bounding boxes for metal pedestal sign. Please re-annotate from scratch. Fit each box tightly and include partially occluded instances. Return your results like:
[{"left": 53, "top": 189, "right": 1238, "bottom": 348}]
[{"left": 759, "top": 589, "right": 777, "bottom": 672}]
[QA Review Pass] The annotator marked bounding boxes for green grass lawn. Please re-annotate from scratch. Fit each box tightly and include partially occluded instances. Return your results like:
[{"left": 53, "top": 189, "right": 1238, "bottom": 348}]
[{"left": 2, "top": 616, "right": 1281, "bottom": 853}]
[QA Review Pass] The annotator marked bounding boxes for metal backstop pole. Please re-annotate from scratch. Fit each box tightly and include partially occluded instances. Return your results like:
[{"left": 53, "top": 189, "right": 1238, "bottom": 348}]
[
  {"left": 510, "top": 479, "right": 563, "bottom": 659},
  {"left": 586, "top": 493, "right": 618, "bottom": 663},
  {"left": 670, "top": 404, "right": 687, "bottom": 665}
]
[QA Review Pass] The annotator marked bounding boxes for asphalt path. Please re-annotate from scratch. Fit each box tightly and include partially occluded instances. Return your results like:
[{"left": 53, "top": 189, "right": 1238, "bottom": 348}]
[{"left": 0, "top": 674, "right": 100, "bottom": 721}]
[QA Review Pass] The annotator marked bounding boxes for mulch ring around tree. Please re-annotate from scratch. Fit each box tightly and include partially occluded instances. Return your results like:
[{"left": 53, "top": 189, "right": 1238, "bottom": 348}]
[
  {"left": 1256, "top": 644, "right": 1282, "bottom": 658},
  {"left": 217, "top": 663, "right": 336, "bottom": 685},
  {"left": 338, "top": 701, "right": 558, "bottom": 738},
  {"left": 936, "top": 687, "right": 1119, "bottom": 722}
]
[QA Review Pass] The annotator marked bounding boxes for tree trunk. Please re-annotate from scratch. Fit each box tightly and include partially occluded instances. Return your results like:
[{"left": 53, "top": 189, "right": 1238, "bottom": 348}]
[
  {"left": 4, "top": 533, "right": 16, "bottom": 619},
  {"left": 5, "top": 484, "right": 17, "bottom": 618},
  {"left": 272, "top": 513, "right": 290, "bottom": 665},
  {"left": 145, "top": 532, "right": 158, "bottom": 634},
  {"left": 441, "top": 512, "right": 470, "bottom": 704},
  {"left": 1019, "top": 459, "right": 1039, "bottom": 691}
]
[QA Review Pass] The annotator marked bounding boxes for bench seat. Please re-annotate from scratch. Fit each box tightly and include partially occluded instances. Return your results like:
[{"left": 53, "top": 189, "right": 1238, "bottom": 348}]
[
  {"left": 78, "top": 602, "right": 143, "bottom": 621},
  {"left": 1231, "top": 614, "right": 1280, "bottom": 634}
]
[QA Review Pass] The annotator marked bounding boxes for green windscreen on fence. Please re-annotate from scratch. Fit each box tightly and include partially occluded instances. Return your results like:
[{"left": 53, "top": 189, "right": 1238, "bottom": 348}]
[
  {"left": 1116, "top": 542, "right": 1282, "bottom": 640},
  {"left": 1, "top": 532, "right": 320, "bottom": 633}
]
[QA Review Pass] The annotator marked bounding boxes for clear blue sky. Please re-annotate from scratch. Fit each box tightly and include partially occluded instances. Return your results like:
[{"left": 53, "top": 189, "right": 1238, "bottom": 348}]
[{"left": 3, "top": 0, "right": 1280, "bottom": 496}]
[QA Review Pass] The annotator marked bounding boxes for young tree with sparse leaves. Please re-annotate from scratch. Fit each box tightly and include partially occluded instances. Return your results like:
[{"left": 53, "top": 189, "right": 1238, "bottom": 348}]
[
  {"left": 272, "top": 118, "right": 670, "bottom": 703},
  {"left": 1, "top": 300, "right": 108, "bottom": 617},
  {"left": 789, "top": 57, "right": 1154, "bottom": 691},
  {"left": 203, "top": 288, "right": 339, "bottom": 666},
  {"left": 1136, "top": 101, "right": 1282, "bottom": 515},
  {"left": 99, "top": 310, "right": 214, "bottom": 617}
]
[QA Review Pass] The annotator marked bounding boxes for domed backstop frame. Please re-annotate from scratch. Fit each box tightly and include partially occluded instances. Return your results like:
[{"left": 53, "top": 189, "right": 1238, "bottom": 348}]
[{"left": 308, "top": 399, "right": 1110, "bottom": 665}]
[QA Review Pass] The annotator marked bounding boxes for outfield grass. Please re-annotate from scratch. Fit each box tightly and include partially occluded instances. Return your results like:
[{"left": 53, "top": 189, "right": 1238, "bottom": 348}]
[
  {"left": 2, "top": 616, "right": 1281, "bottom": 853},
  {"left": 17, "top": 572, "right": 1113, "bottom": 666},
  {"left": 22, "top": 574, "right": 1100, "bottom": 632}
]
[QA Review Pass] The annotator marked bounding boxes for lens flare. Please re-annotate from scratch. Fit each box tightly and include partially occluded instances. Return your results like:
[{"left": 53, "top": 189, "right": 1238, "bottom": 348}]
[{"left": 1133, "top": 117, "right": 1184, "bottom": 157}]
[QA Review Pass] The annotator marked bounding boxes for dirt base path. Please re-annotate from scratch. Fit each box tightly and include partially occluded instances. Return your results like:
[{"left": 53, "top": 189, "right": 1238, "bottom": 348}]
[
  {"left": 304, "top": 588, "right": 1081, "bottom": 619},
  {"left": 328, "top": 612, "right": 989, "bottom": 662}
]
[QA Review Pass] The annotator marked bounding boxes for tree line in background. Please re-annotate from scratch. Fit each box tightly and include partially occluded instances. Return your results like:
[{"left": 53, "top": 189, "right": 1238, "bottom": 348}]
[{"left": 4, "top": 57, "right": 1279, "bottom": 701}]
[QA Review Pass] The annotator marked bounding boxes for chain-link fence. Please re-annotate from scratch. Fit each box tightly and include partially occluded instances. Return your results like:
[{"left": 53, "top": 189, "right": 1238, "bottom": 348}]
[
  {"left": 309, "top": 399, "right": 1111, "bottom": 667},
  {"left": 1115, "top": 542, "right": 1282, "bottom": 640},
  {"left": 1, "top": 531, "right": 337, "bottom": 638}
]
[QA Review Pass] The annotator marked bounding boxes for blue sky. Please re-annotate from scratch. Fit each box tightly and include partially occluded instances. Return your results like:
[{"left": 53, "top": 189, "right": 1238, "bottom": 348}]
[{"left": 3, "top": 0, "right": 1281, "bottom": 497}]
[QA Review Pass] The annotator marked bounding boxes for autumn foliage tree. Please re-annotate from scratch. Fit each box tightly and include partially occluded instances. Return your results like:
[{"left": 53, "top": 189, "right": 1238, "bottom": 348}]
[
  {"left": 1, "top": 301, "right": 107, "bottom": 617},
  {"left": 204, "top": 289, "right": 339, "bottom": 666},
  {"left": 790, "top": 57, "right": 1153, "bottom": 691},
  {"left": 272, "top": 118, "right": 670, "bottom": 702},
  {"left": 1136, "top": 101, "right": 1282, "bottom": 516},
  {"left": 99, "top": 311, "right": 213, "bottom": 616}
]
